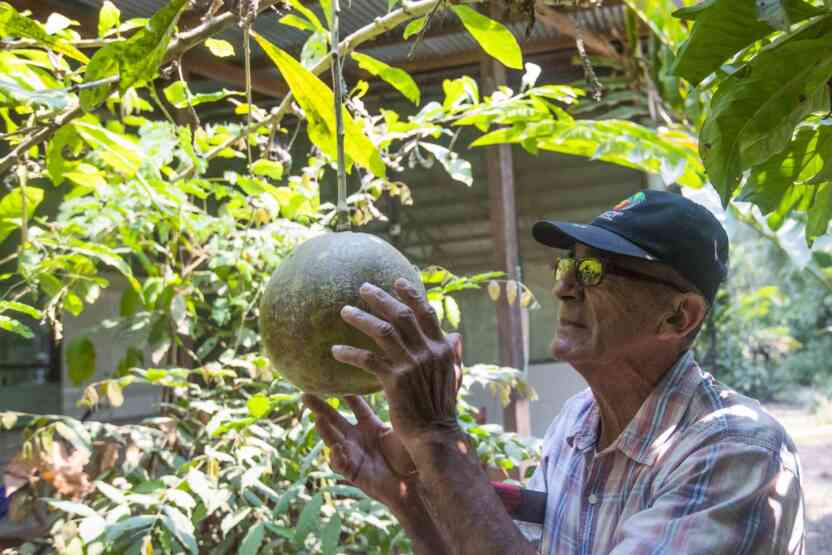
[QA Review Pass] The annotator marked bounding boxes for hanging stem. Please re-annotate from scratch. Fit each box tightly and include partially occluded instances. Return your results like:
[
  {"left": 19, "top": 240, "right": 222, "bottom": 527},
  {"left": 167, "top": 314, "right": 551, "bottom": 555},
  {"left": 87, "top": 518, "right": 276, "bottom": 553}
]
[
  {"left": 331, "top": 0, "right": 350, "bottom": 232},
  {"left": 242, "top": 0, "right": 257, "bottom": 167},
  {"left": 17, "top": 163, "right": 28, "bottom": 247}
]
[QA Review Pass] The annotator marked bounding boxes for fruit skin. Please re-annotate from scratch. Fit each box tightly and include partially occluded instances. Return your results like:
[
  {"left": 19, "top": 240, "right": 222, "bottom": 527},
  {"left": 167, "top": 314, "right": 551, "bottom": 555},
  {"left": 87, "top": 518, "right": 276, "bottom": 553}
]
[{"left": 259, "top": 231, "right": 425, "bottom": 395}]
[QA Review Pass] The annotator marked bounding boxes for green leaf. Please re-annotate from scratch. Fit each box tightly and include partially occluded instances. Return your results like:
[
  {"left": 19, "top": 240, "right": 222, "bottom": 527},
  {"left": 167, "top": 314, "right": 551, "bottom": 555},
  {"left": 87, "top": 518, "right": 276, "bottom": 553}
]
[
  {"left": 98, "top": 1, "right": 120, "bottom": 38},
  {"left": 0, "top": 315, "right": 33, "bottom": 338},
  {"left": 239, "top": 522, "right": 265, "bottom": 555},
  {"left": 0, "top": 77, "right": 69, "bottom": 110},
  {"left": 293, "top": 492, "right": 322, "bottom": 546},
  {"left": 807, "top": 182, "right": 832, "bottom": 244},
  {"left": 72, "top": 120, "right": 142, "bottom": 176},
  {"left": 117, "top": 346, "right": 144, "bottom": 375},
  {"left": 351, "top": 52, "right": 420, "bottom": 105},
  {"left": 251, "top": 159, "right": 284, "bottom": 180},
  {"left": 46, "top": 124, "right": 81, "bottom": 186},
  {"left": 280, "top": 14, "right": 317, "bottom": 32},
  {"left": 163, "top": 80, "right": 243, "bottom": 109},
  {"left": 0, "top": 186, "right": 43, "bottom": 243},
  {"left": 105, "top": 515, "right": 157, "bottom": 544},
  {"left": 473, "top": 119, "right": 705, "bottom": 189},
  {"left": 81, "top": 0, "right": 188, "bottom": 111},
  {"left": 0, "top": 3, "right": 88, "bottom": 63},
  {"left": 247, "top": 394, "right": 271, "bottom": 418},
  {"left": 301, "top": 31, "right": 328, "bottom": 68},
  {"left": 419, "top": 142, "right": 473, "bottom": 186},
  {"left": 403, "top": 17, "right": 426, "bottom": 40},
  {"left": 0, "top": 301, "right": 42, "bottom": 319},
  {"left": 700, "top": 38, "right": 832, "bottom": 202},
  {"left": 161, "top": 506, "right": 198, "bottom": 555},
  {"left": 205, "top": 38, "right": 235, "bottom": 58},
  {"left": 321, "top": 515, "right": 342, "bottom": 555},
  {"left": 66, "top": 336, "right": 96, "bottom": 385},
  {"left": 80, "top": 42, "right": 122, "bottom": 112},
  {"left": 450, "top": 5, "right": 522, "bottom": 70},
  {"left": 740, "top": 123, "right": 832, "bottom": 214},
  {"left": 288, "top": 0, "right": 326, "bottom": 34},
  {"left": 672, "top": 0, "right": 825, "bottom": 85},
  {"left": 623, "top": 0, "right": 690, "bottom": 48},
  {"left": 45, "top": 499, "right": 99, "bottom": 518},
  {"left": 252, "top": 32, "right": 386, "bottom": 178},
  {"left": 119, "top": 0, "right": 188, "bottom": 92},
  {"left": 444, "top": 295, "right": 461, "bottom": 328}
]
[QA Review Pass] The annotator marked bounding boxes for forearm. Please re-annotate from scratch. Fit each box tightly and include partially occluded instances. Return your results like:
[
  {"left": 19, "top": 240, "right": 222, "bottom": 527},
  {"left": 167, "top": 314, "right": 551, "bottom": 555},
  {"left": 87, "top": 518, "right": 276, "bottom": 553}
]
[
  {"left": 389, "top": 482, "right": 452, "bottom": 555},
  {"left": 409, "top": 430, "right": 538, "bottom": 555}
]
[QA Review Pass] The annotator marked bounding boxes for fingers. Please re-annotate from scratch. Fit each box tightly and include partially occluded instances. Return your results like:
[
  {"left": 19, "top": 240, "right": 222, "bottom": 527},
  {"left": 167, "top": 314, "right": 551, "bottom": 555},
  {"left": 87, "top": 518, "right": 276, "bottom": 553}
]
[
  {"left": 393, "top": 279, "right": 443, "bottom": 340},
  {"left": 332, "top": 345, "right": 391, "bottom": 377},
  {"left": 344, "top": 395, "right": 383, "bottom": 427},
  {"left": 301, "top": 394, "right": 349, "bottom": 445},
  {"left": 358, "top": 283, "right": 423, "bottom": 344},
  {"left": 340, "top": 305, "right": 407, "bottom": 359}
]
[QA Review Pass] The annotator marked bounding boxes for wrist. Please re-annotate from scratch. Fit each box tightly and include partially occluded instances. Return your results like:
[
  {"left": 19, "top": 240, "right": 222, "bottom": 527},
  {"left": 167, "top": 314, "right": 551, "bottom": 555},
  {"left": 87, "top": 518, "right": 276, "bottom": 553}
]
[{"left": 407, "top": 428, "right": 480, "bottom": 475}]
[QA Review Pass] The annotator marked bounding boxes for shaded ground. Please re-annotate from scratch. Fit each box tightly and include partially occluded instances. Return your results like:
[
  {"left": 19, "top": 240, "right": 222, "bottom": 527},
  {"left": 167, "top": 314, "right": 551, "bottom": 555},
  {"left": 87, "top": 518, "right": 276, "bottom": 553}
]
[{"left": 766, "top": 393, "right": 832, "bottom": 555}]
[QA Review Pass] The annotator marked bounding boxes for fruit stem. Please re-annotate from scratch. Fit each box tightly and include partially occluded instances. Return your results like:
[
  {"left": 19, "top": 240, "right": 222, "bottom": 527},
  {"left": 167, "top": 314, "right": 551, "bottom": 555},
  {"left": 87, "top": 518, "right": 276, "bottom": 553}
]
[{"left": 331, "top": 0, "right": 350, "bottom": 232}]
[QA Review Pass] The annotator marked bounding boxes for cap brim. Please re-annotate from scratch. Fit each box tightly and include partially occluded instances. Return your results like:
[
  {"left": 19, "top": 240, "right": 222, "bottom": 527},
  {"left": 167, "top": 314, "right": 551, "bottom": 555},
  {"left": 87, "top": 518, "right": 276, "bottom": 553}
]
[{"left": 532, "top": 220, "right": 657, "bottom": 261}]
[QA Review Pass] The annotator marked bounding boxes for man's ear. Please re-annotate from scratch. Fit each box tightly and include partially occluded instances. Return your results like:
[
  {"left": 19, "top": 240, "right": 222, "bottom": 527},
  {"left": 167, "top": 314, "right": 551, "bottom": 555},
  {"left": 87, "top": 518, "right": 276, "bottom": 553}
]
[{"left": 658, "top": 293, "right": 707, "bottom": 340}]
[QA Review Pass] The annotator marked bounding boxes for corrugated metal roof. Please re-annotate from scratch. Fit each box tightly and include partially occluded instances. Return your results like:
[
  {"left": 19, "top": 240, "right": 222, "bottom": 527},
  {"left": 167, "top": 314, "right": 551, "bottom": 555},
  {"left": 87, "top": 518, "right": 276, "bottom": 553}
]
[{"left": 67, "top": 0, "right": 624, "bottom": 67}]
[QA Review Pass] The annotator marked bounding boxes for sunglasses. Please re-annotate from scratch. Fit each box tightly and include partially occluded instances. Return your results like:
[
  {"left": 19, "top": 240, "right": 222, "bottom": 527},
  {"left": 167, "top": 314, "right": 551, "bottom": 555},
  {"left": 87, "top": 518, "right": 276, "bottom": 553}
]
[{"left": 554, "top": 256, "right": 690, "bottom": 293}]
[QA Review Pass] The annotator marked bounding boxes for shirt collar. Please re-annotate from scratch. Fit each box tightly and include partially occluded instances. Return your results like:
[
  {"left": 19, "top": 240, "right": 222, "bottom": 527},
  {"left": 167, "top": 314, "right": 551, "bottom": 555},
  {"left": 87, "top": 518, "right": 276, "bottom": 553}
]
[{"left": 565, "top": 351, "right": 704, "bottom": 465}]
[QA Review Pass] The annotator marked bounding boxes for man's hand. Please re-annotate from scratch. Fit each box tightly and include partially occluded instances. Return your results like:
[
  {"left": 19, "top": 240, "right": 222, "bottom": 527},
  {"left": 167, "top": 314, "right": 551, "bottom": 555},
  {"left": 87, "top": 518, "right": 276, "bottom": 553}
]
[
  {"left": 332, "top": 279, "right": 463, "bottom": 447},
  {"left": 301, "top": 394, "right": 416, "bottom": 509}
]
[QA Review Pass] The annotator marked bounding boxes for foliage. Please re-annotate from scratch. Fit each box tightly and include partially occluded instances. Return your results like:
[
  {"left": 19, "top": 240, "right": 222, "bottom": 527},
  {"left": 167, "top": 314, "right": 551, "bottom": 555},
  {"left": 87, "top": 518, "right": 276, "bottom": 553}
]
[
  {"left": 672, "top": 0, "right": 832, "bottom": 244},
  {"left": 1, "top": 357, "right": 539, "bottom": 554},
  {"left": 693, "top": 222, "right": 832, "bottom": 400},
  {"left": 0, "top": 0, "right": 546, "bottom": 552}
]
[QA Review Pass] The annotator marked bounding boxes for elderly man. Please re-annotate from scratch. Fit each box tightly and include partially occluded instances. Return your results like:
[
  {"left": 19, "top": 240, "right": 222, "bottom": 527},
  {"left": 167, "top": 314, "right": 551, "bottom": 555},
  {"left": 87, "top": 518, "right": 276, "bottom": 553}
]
[{"left": 303, "top": 190, "right": 805, "bottom": 554}]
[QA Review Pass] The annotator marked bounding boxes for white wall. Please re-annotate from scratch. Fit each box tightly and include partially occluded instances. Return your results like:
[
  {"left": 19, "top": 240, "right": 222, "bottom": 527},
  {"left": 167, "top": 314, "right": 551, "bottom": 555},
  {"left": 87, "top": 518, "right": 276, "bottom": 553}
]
[
  {"left": 463, "top": 361, "right": 587, "bottom": 438},
  {"left": 61, "top": 275, "right": 162, "bottom": 422}
]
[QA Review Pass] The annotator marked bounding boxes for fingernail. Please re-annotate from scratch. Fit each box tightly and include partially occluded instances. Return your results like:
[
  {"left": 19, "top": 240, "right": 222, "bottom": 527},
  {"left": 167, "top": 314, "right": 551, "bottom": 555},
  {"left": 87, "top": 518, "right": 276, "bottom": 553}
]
[
  {"left": 359, "top": 283, "right": 373, "bottom": 293},
  {"left": 341, "top": 305, "right": 355, "bottom": 316},
  {"left": 332, "top": 345, "right": 344, "bottom": 355}
]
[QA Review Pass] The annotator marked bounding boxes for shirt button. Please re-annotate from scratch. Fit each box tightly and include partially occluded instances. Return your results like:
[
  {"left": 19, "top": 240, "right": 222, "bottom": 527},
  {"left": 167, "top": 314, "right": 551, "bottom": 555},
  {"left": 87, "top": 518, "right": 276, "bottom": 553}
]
[{"left": 588, "top": 493, "right": 599, "bottom": 505}]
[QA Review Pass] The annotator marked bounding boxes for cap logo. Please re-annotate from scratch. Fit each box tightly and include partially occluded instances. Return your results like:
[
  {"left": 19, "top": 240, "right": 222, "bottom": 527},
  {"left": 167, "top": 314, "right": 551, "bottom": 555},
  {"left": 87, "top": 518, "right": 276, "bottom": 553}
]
[{"left": 613, "top": 191, "right": 646, "bottom": 211}]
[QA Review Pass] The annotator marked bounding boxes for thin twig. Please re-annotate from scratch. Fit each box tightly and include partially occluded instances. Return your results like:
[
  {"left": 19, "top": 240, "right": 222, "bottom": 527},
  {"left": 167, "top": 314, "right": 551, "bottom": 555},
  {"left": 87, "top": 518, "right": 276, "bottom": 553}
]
[
  {"left": 149, "top": 84, "right": 176, "bottom": 124},
  {"left": 176, "top": 58, "right": 201, "bottom": 130}
]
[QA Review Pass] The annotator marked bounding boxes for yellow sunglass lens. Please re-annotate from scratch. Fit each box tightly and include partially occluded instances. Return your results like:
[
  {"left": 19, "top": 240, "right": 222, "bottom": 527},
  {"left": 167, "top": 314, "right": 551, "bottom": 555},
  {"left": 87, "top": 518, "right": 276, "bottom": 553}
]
[
  {"left": 577, "top": 259, "right": 603, "bottom": 285},
  {"left": 555, "top": 258, "right": 575, "bottom": 281}
]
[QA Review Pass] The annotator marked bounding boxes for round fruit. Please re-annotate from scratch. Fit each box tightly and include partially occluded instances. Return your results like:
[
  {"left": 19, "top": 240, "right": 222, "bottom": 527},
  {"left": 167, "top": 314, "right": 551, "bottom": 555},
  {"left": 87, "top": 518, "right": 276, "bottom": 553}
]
[{"left": 259, "top": 231, "right": 425, "bottom": 395}]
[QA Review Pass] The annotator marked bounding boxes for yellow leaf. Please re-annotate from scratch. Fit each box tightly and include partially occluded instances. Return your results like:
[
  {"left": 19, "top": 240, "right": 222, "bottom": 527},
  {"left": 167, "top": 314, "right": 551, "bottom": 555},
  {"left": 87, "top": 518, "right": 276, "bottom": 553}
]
[
  {"left": 487, "top": 280, "right": 500, "bottom": 302},
  {"left": 506, "top": 280, "right": 518, "bottom": 305},
  {"left": 251, "top": 31, "right": 386, "bottom": 178},
  {"left": 106, "top": 381, "right": 124, "bottom": 407}
]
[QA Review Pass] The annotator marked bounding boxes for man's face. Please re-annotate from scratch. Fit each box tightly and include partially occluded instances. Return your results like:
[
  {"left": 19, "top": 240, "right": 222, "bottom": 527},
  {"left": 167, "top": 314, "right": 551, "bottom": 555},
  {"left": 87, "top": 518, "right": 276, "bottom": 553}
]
[{"left": 551, "top": 243, "right": 678, "bottom": 369}]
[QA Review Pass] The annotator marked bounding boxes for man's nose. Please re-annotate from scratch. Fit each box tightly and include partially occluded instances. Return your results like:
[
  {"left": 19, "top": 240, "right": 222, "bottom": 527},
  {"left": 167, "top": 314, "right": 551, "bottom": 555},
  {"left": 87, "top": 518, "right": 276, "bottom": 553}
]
[{"left": 553, "top": 266, "right": 580, "bottom": 301}]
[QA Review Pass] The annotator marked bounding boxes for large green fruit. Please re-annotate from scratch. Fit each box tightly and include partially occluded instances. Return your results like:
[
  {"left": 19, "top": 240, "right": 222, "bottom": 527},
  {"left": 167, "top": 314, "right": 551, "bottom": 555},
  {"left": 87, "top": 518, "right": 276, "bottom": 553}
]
[{"left": 259, "top": 231, "right": 424, "bottom": 395}]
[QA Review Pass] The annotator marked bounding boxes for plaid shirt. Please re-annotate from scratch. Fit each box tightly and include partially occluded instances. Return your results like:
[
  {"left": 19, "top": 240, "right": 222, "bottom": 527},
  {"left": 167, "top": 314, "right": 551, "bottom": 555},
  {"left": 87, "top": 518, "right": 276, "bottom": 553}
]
[{"left": 518, "top": 351, "right": 805, "bottom": 554}]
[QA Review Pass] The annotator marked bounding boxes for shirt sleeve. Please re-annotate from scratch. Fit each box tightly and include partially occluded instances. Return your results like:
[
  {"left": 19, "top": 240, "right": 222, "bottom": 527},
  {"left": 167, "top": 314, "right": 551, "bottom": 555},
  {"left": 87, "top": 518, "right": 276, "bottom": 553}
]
[{"left": 608, "top": 437, "right": 805, "bottom": 555}]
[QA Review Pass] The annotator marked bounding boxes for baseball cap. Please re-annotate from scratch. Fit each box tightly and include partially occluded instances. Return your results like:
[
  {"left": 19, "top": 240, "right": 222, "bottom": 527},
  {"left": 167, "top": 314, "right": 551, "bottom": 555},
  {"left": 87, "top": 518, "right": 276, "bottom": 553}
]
[{"left": 532, "top": 190, "right": 729, "bottom": 304}]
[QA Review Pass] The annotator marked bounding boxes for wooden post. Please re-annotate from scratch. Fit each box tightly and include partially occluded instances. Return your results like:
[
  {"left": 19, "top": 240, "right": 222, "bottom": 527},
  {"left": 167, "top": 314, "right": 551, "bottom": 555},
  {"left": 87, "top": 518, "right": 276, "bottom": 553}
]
[{"left": 480, "top": 51, "right": 531, "bottom": 437}]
